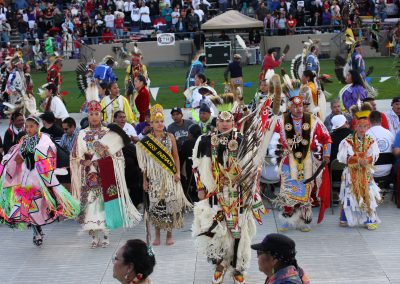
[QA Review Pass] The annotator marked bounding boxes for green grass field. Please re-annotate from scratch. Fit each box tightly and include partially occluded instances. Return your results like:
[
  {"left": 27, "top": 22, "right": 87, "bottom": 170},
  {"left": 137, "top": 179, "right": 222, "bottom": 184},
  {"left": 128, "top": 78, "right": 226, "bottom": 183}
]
[{"left": 31, "top": 57, "right": 399, "bottom": 113}]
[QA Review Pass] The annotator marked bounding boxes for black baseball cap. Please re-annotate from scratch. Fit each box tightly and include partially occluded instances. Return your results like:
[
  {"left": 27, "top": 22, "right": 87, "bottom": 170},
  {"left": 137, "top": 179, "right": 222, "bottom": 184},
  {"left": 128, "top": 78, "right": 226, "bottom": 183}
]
[
  {"left": 199, "top": 104, "right": 211, "bottom": 113},
  {"left": 171, "top": 107, "right": 182, "bottom": 115},
  {"left": 251, "top": 233, "right": 296, "bottom": 260}
]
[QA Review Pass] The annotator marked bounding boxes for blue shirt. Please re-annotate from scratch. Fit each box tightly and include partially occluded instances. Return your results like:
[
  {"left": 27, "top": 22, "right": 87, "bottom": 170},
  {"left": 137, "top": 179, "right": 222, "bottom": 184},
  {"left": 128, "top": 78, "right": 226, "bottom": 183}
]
[
  {"left": 60, "top": 128, "right": 79, "bottom": 153},
  {"left": 94, "top": 64, "right": 117, "bottom": 84}
]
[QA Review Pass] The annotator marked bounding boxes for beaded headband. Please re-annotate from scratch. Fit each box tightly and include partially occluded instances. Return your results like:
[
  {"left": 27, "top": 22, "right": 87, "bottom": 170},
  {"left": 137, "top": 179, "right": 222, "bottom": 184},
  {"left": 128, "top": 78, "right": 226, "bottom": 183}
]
[
  {"left": 87, "top": 100, "right": 102, "bottom": 113},
  {"left": 217, "top": 111, "right": 234, "bottom": 121}
]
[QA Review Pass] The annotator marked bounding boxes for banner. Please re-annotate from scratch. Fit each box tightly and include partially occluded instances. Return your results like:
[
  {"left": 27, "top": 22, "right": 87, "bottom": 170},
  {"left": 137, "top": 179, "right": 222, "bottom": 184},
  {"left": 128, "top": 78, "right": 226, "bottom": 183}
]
[
  {"left": 157, "top": 33, "right": 175, "bottom": 46},
  {"left": 149, "top": 87, "right": 160, "bottom": 101},
  {"left": 379, "top": 76, "right": 391, "bottom": 83}
]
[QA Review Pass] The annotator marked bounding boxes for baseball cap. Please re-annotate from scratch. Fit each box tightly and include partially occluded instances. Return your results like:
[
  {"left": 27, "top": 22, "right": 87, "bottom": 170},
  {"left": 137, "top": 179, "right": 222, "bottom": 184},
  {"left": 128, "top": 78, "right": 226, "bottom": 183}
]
[
  {"left": 199, "top": 104, "right": 211, "bottom": 113},
  {"left": 170, "top": 107, "right": 182, "bottom": 115},
  {"left": 331, "top": 114, "right": 347, "bottom": 130},
  {"left": 251, "top": 233, "right": 296, "bottom": 261}
]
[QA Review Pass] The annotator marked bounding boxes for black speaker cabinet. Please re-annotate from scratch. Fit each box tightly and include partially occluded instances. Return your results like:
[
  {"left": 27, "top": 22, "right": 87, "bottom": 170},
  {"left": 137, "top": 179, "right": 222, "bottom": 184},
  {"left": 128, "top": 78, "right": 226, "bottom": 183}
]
[{"left": 204, "top": 41, "right": 231, "bottom": 66}]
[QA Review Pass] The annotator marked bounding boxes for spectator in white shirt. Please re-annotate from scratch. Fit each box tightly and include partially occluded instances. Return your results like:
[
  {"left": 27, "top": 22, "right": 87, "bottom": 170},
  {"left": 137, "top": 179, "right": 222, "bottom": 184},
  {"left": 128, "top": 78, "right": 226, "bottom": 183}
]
[
  {"left": 139, "top": 2, "right": 151, "bottom": 29},
  {"left": 114, "top": 110, "right": 138, "bottom": 142},
  {"left": 171, "top": 7, "right": 180, "bottom": 26},
  {"left": 124, "top": 0, "right": 135, "bottom": 23},
  {"left": 194, "top": 5, "right": 205, "bottom": 22},
  {"left": 386, "top": 97, "right": 400, "bottom": 136},
  {"left": 192, "top": 0, "right": 211, "bottom": 9},
  {"left": 115, "top": 0, "right": 125, "bottom": 11},
  {"left": 131, "top": 4, "right": 140, "bottom": 28},
  {"left": 366, "top": 111, "right": 394, "bottom": 178},
  {"left": 104, "top": 10, "right": 115, "bottom": 30}
]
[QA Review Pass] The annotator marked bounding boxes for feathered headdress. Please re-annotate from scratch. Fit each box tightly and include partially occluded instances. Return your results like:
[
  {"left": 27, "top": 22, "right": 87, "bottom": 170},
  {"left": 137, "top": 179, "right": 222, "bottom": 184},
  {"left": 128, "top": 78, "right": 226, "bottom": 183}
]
[
  {"left": 102, "top": 55, "right": 117, "bottom": 67},
  {"left": 281, "top": 69, "right": 302, "bottom": 104},
  {"left": 349, "top": 101, "right": 372, "bottom": 120},
  {"left": 47, "top": 55, "right": 63, "bottom": 70},
  {"left": 131, "top": 43, "right": 142, "bottom": 60},
  {"left": 85, "top": 82, "right": 101, "bottom": 113},
  {"left": 10, "top": 53, "right": 23, "bottom": 67},
  {"left": 150, "top": 104, "right": 164, "bottom": 122}
]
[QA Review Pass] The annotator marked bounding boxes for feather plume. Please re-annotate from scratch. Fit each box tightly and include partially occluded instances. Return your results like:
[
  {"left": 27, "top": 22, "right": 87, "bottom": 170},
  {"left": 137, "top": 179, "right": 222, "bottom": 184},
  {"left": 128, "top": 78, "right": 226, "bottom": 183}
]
[{"left": 85, "top": 82, "right": 100, "bottom": 103}]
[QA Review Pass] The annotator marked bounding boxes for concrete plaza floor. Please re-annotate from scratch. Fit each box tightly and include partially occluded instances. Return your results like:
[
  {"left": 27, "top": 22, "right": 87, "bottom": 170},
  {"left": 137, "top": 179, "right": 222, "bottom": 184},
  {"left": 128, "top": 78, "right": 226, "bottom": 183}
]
[{"left": 0, "top": 198, "right": 400, "bottom": 284}]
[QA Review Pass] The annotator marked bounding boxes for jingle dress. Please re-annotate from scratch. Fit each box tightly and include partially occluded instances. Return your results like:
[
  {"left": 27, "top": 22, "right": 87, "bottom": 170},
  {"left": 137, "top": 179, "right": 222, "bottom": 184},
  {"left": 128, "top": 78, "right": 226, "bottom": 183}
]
[
  {"left": 337, "top": 133, "right": 381, "bottom": 226},
  {"left": 136, "top": 133, "right": 192, "bottom": 231},
  {"left": 0, "top": 133, "right": 79, "bottom": 226},
  {"left": 70, "top": 126, "right": 141, "bottom": 231}
]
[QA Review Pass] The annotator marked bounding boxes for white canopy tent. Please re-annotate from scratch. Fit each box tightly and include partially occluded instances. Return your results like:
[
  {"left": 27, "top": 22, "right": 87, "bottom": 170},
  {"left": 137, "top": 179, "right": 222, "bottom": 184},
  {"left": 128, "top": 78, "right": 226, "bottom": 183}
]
[{"left": 201, "top": 10, "right": 264, "bottom": 30}]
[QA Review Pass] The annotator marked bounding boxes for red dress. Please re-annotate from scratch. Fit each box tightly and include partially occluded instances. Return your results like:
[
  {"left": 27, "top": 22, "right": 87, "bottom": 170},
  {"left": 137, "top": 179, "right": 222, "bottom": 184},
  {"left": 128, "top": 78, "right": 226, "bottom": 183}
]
[{"left": 135, "top": 86, "right": 150, "bottom": 122}]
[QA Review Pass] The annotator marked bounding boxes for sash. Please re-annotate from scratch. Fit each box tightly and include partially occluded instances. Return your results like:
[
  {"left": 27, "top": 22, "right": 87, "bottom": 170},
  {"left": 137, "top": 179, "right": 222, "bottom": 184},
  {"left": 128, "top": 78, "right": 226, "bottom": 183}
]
[
  {"left": 97, "top": 156, "right": 119, "bottom": 202},
  {"left": 138, "top": 134, "right": 177, "bottom": 176}
]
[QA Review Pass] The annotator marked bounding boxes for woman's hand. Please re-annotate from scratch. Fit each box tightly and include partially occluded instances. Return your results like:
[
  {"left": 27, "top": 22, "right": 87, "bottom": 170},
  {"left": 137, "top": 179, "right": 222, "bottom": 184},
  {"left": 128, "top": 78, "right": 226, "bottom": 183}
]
[
  {"left": 198, "top": 190, "right": 206, "bottom": 200},
  {"left": 359, "top": 158, "right": 368, "bottom": 167},
  {"left": 174, "top": 173, "right": 181, "bottom": 183}
]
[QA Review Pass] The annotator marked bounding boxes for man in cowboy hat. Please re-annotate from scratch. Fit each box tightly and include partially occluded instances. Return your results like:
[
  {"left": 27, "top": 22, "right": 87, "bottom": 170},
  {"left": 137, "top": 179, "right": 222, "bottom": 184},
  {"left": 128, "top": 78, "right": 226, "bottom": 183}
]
[{"left": 47, "top": 56, "right": 63, "bottom": 93}]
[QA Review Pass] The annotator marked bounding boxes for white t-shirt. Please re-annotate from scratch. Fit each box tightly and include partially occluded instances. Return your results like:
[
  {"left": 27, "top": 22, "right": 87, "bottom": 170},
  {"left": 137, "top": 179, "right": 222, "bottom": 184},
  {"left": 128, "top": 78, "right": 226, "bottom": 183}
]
[
  {"left": 366, "top": 125, "right": 394, "bottom": 177},
  {"left": 123, "top": 123, "right": 138, "bottom": 138},
  {"left": 48, "top": 96, "right": 69, "bottom": 121},
  {"left": 140, "top": 6, "right": 151, "bottom": 23},
  {"left": 104, "top": 14, "right": 115, "bottom": 28},
  {"left": 124, "top": 1, "right": 135, "bottom": 12},
  {"left": 194, "top": 8, "right": 204, "bottom": 22},
  {"left": 131, "top": 7, "right": 140, "bottom": 22},
  {"left": 115, "top": 0, "right": 125, "bottom": 11},
  {"left": 171, "top": 11, "right": 180, "bottom": 25}
]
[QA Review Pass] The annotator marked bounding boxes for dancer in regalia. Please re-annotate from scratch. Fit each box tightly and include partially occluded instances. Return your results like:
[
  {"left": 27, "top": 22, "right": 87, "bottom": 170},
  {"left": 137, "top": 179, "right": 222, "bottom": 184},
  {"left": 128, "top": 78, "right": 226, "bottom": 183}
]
[
  {"left": 0, "top": 115, "right": 80, "bottom": 246},
  {"left": 274, "top": 87, "right": 331, "bottom": 232},
  {"left": 70, "top": 83, "right": 141, "bottom": 248},
  {"left": 338, "top": 104, "right": 381, "bottom": 230},
  {"left": 191, "top": 75, "right": 282, "bottom": 283},
  {"left": 136, "top": 104, "right": 192, "bottom": 246}
]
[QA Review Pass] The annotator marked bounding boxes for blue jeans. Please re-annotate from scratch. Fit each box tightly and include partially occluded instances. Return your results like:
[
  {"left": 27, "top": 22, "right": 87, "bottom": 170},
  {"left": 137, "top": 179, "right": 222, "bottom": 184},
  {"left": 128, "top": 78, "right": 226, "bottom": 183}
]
[
  {"left": 115, "top": 28, "right": 124, "bottom": 39},
  {"left": 219, "top": 2, "right": 228, "bottom": 12},
  {"left": 91, "top": 37, "right": 99, "bottom": 45}
]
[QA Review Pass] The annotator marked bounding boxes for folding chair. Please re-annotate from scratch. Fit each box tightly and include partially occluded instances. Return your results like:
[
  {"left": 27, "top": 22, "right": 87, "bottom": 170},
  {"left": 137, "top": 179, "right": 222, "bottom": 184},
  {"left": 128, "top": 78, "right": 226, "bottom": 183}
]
[
  {"left": 373, "top": 152, "right": 396, "bottom": 202},
  {"left": 329, "top": 159, "right": 346, "bottom": 214}
]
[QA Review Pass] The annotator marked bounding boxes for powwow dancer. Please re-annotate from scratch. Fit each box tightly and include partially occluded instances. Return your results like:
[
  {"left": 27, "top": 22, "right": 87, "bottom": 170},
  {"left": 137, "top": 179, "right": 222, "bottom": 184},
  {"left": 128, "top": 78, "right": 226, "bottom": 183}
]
[
  {"left": 47, "top": 56, "right": 63, "bottom": 93},
  {"left": 191, "top": 75, "right": 281, "bottom": 284},
  {"left": 274, "top": 86, "right": 331, "bottom": 232},
  {"left": 124, "top": 45, "right": 149, "bottom": 107},
  {"left": 338, "top": 104, "right": 381, "bottom": 230},
  {"left": 0, "top": 116, "right": 80, "bottom": 246},
  {"left": 136, "top": 104, "right": 192, "bottom": 246},
  {"left": 6, "top": 54, "right": 26, "bottom": 106},
  {"left": 70, "top": 83, "right": 141, "bottom": 248}
]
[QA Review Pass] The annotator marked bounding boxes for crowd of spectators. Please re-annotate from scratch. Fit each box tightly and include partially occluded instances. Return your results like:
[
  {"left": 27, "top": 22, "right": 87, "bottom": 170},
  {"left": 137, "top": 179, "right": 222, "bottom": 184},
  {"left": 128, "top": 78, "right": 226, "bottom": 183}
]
[{"left": 0, "top": 0, "right": 398, "bottom": 64}]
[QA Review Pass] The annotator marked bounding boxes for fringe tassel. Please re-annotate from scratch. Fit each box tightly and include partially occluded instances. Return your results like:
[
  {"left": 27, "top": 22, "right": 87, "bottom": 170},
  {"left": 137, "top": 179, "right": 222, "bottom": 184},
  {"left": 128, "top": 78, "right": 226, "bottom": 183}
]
[
  {"left": 53, "top": 184, "right": 81, "bottom": 219},
  {"left": 113, "top": 155, "right": 142, "bottom": 228}
]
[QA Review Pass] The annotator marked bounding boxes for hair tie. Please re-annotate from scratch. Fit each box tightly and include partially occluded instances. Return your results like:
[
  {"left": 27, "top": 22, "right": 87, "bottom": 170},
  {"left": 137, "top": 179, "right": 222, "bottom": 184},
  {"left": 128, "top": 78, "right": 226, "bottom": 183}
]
[{"left": 147, "top": 245, "right": 154, "bottom": 257}]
